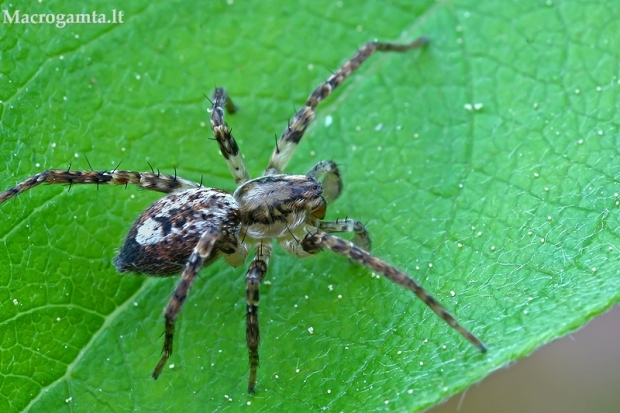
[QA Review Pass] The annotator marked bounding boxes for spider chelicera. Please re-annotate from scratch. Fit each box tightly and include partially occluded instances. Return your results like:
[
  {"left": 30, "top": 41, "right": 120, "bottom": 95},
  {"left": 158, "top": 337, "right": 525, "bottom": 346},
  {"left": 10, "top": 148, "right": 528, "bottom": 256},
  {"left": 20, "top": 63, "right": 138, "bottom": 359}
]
[{"left": 0, "top": 37, "right": 486, "bottom": 393}]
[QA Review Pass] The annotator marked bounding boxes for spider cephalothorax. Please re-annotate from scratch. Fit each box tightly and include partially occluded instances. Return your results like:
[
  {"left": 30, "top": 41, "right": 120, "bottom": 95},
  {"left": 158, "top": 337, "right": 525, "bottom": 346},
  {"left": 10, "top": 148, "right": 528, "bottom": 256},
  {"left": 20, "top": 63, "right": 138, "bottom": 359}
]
[{"left": 0, "top": 37, "right": 486, "bottom": 393}]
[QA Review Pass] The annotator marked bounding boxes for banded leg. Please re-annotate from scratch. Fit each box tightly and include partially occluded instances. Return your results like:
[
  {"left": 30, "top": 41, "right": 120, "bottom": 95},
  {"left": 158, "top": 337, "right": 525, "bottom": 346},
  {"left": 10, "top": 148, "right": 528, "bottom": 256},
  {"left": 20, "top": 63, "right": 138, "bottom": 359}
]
[
  {"left": 301, "top": 231, "right": 487, "bottom": 352},
  {"left": 246, "top": 242, "right": 272, "bottom": 393},
  {"left": 210, "top": 87, "right": 251, "bottom": 185},
  {"left": 307, "top": 160, "right": 342, "bottom": 203},
  {"left": 265, "top": 37, "right": 428, "bottom": 175},
  {"left": 152, "top": 226, "right": 222, "bottom": 379},
  {"left": 0, "top": 169, "right": 200, "bottom": 204},
  {"left": 319, "top": 218, "right": 371, "bottom": 251}
]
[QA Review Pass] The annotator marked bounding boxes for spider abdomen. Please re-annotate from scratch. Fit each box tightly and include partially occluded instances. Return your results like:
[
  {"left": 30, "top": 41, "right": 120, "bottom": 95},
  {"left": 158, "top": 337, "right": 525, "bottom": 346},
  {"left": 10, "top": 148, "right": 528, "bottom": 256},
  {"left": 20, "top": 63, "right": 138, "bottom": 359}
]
[{"left": 114, "top": 187, "right": 241, "bottom": 276}]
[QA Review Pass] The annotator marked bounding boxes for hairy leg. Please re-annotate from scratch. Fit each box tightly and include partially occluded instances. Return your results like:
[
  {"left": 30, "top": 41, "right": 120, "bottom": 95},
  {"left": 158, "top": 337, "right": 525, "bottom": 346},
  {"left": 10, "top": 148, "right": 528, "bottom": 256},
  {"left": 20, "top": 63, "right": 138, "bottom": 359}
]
[
  {"left": 246, "top": 242, "right": 272, "bottom": 393},
  {"left": 301, "top": 231, "right": 487, "bottom": 352},
  {"left": 319, "top": 218, "right": 371, "bottom": 251},
  {"left": 152, "top": 226, "right": 222, "bottom": 379},
  {"left": 0, "top": 168, "right": 200, "bottom": 203},
  {"left": 210, "top": 87, "right": 251, "bottom": 185},
  {"left": 264, "top": 37, "right": 428, "bottom": 175}
]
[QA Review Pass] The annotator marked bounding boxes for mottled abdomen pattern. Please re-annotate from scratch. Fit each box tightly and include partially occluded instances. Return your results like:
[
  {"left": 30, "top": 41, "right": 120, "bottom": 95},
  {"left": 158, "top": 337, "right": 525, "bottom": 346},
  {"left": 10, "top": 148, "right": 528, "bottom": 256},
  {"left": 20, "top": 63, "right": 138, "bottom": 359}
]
[{"left": 114, "top": 188, "right": 240, "bottom": 276}]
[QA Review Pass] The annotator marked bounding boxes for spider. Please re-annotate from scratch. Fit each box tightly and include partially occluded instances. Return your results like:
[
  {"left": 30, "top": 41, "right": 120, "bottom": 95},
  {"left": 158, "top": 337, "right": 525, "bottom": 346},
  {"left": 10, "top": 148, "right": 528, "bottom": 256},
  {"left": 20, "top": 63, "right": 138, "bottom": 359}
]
[{"left": 0, "top": 36, "right": 486, "bottom": 393}]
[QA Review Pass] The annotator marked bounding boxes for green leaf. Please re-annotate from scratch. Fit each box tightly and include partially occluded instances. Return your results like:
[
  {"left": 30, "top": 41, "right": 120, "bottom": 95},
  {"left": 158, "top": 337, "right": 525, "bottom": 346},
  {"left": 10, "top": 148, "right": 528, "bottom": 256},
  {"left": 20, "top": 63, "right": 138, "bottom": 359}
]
[{"left": 1, "top": 0, "right": 619, "bottom": 412}]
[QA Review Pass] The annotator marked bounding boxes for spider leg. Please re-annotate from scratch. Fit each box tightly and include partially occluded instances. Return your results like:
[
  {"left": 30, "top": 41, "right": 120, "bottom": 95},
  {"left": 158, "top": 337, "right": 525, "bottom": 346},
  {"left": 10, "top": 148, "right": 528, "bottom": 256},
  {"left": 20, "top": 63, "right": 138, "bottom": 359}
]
[
  {"left": 0, "top": 169, "right": 200, "bottom": 204},
  {"left": 307, "top": 160, "right": 342, "bottom": 203},
  {"left": 152, "top": 226, "right": 222, "bottom": 379},
  {"left": 246, "top": 242, "right": 272, "bottom": 393},
  {"left": 264, "top": 37, "right": 428, "bottom": 175},
  {"left": 210, "top": 87, "right": 251, "bottom": 185},
  {"left": 319, "top": 218, "right": 371, "bottom": 251},
  {"left": 301, "top": 231, "right": 487, "bottom": 352}
]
